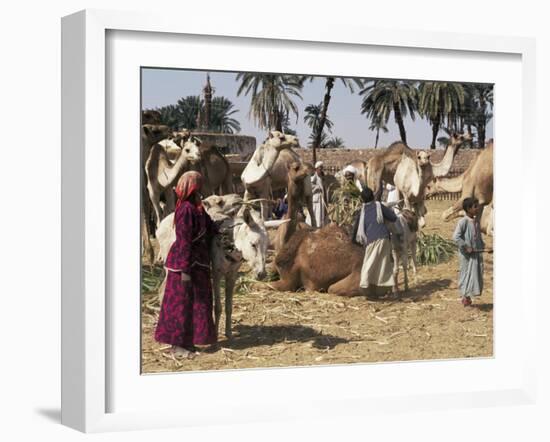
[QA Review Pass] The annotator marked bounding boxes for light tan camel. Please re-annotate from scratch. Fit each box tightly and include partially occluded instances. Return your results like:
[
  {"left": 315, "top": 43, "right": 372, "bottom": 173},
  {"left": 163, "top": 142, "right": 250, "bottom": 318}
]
[
  {"left": 145, "top": 130, "right": 202, "bottom": 227},
  {"left": 367, "top": 133, "right": 469, "bottom": 226},
  {"left": 427, "top": 140, "right": 493, "bottom": 221},
  {"left": 140, "top": 123, "right": 172, "bottom": 264},
  {"left": 241, "top": 131, "right": 316, "bottom": 227},
  {"left": 272, "top": 161, "right": 312, "bottom": 253}
]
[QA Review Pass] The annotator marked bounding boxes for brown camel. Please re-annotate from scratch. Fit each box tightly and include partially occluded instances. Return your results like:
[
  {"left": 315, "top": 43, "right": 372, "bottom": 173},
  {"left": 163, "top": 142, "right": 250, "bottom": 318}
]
[
  {"left": 272, "top": 161, "right": 312, "bottom": 253},
  {"left": 271, "top": 224, "right": 365, "bottom": 295},
  {"left": 192, "top": 143, "right": 235, "bottom": 196},
  {"left": 427, "top": 140, "right": 493, "bottom": 221}
]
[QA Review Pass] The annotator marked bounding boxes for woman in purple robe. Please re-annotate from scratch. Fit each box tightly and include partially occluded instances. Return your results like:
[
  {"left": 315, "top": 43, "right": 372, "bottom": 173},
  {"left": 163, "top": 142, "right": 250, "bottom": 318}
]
[{"left": 154, "top": 171, "right": 218, "bottom": 358}]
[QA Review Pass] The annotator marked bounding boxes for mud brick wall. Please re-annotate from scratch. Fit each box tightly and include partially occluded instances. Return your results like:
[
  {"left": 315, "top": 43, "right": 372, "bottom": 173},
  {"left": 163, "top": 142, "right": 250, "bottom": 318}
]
[{"left": 295, "top": 147, "right": 480, "bottom": 175}]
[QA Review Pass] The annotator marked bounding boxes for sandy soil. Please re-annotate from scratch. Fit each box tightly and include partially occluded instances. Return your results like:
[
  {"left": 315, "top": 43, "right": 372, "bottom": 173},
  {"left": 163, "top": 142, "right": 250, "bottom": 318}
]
[{"left": 141, "top": 200, "right": 493, "bottom": 373}]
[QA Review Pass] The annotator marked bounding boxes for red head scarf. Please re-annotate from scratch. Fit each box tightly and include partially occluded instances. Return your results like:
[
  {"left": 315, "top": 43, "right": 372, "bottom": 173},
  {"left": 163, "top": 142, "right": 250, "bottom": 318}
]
[{"left": 174, "top": 171, "right": 203, "bottom": 220}]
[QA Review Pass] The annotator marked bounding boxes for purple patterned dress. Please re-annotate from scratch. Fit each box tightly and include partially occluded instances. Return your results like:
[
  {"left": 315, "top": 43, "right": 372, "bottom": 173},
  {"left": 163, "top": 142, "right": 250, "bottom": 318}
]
[{"left": 154, "top": 201, "right": 218, "bottom": 347}]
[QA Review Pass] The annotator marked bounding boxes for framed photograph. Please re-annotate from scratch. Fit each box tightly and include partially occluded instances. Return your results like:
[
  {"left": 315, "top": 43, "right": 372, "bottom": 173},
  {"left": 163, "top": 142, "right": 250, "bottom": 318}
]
[{"left": 61, "top": 9, "right": 537, "bottom": 433}]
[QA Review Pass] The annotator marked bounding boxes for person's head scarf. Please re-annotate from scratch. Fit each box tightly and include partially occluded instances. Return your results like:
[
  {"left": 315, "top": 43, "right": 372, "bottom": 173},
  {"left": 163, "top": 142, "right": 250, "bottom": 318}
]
[
  {"left": 174, "top": 171, "right": 203, "bottom": 216},
  {"left": 343, "top": 165, "right": 357, "bottom": 176},
  {"left": 360, "top": 186, "right": 374, "bottom": 203}
]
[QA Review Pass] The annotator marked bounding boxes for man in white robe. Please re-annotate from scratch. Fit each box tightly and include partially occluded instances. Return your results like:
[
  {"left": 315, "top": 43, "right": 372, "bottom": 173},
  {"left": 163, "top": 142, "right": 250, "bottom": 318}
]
[{"left": 307, "top": 161, "right": 326, "bottom": 227}]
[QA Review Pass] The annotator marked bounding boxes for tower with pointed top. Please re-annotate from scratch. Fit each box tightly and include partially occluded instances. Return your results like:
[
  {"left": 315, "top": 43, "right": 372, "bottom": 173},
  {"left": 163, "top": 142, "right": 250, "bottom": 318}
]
[{"left": 197, "top": 73, "right": 214, "bottom": 130}]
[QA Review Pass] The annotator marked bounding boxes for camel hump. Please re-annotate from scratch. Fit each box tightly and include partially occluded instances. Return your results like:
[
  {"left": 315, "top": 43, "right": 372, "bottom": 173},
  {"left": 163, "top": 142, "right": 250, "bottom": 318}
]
[{"left": 274, "top": 226, "right": 313, "bottom": 270}]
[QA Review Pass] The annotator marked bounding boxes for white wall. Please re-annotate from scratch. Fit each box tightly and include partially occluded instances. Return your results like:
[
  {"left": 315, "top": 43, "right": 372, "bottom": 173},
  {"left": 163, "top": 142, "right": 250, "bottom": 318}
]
[{"left": 0, "top": 1, "right": 547, "bottom": 441}]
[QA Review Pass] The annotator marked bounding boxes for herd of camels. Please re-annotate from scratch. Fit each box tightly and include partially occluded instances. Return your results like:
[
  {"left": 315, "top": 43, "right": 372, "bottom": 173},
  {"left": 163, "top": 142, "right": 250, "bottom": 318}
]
[{"left": 141, "top": 110, "right": 494, "bottom": 334}]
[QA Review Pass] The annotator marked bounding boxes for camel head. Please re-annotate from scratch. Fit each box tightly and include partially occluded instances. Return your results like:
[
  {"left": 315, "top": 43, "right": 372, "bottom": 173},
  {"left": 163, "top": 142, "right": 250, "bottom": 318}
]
[
  {"left": 287, "top": 161, "right": 310, "bottom": 184},
  {"left": 448, "top": 132, "right": 473, "bottom": 149},
  {"left": 266, "top": 131, "right": 301, "bottom": 151},
  {"left": 142, "top": 124, "right": 172, "bottom": 146},
  {"left": 234, "top": 207, "right": 268, "bottom": 280},
  {"left": 416, "top": 151, "right": 431, "bottom": 168},
  {"left": 179, "top": 136, "right": 202, "bottom": 163},
  {"left": 171, "top": 129, "right": 191, "bottom": 145}
]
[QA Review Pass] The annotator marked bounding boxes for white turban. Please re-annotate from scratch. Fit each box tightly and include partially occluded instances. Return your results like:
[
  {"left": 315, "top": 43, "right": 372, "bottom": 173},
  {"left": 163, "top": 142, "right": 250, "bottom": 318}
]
[
  {"left": 315, "top": 161, "right": 324, "bottom": 168},
  {"left": 343, "top": 165, "right": 357, "bottom": 176}
]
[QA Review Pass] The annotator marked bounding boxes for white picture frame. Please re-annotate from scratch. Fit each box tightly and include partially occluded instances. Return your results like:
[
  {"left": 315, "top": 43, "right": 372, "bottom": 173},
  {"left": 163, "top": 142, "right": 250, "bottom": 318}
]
[{"left": 61, "top": 9, "right": 537, "bottom": 433}]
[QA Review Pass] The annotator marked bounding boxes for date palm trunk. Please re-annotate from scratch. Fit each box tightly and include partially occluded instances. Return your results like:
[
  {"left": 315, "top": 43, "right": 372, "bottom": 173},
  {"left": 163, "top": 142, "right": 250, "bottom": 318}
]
[
  {"left": 312, "top": 77, "right": 335, "bottom": 165},
  {"left": 393, "top": 101, "right": 407, "bottom": 145}
]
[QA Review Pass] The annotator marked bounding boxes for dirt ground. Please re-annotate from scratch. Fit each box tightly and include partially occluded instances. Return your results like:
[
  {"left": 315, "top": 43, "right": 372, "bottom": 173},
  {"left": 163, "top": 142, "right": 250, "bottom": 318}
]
[{"left": 141, "top": 200, "right": 493, "bottom": 373}]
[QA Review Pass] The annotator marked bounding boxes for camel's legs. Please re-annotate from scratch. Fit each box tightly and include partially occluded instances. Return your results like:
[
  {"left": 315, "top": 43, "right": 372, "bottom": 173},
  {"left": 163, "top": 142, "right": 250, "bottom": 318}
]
[
  {"left": 327, "top": 271, "right": 362, "bottom": 296},
  {"left": 224, "top": 274, "right": 237, "bottom": 339},
  {"left": 271, "top": 272, "right": 301, "bottom": 292}
]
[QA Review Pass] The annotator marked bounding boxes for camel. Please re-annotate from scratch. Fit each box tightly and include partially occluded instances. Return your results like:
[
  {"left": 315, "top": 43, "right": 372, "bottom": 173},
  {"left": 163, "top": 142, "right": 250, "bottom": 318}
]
[
  {"left": 145, "top": 131, "right": 202, "bottom": 227},
  {"left": 156, "top": 194, "right": 269, "bottom": 338},
  {"left": 367, "top": 133, "right": 470, "bottom": 227},
  {"left": 192, "top": 144, "right": 235, "bottom": 196},
  {"left": 389, "top": 209, "right": 419, "bottom": 293},
  {"left": 271, "top": 223, "right": 365, "bottom": 295},
  {"left": 272, "top": 161, "right": 312, "bottom": 253},
  {"left": 241, "top": 131, "right": 316, "bottom": 226},
  {"left": 140, "top": 123, "right": 173, "bottom": 263},
  {"left": 426, "top": 140, "right": 493, "bottom": 222}
]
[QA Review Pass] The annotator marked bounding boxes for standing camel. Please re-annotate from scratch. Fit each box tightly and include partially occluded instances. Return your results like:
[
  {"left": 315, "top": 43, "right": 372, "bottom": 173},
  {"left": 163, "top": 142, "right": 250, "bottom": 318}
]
[
  {"left": 241, "top": 131, "right": 316, "bottom": 227},
  {"left": 140, "top": 123, "right": 172, "bottom": 263},
  {"left": 427, "top": 140, "right": 493, "bottom": 222}
]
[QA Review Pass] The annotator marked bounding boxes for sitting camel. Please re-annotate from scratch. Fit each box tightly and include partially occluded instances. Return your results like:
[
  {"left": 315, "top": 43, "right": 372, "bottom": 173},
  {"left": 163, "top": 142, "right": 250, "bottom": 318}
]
[
  {"left": 156, "top": 194, "right": 269, "bottom": 338},
  {"left": 366, "top": 133, "right": 469, "bottom": 226},
  {"left": 272, "top": 223, "right": 365, "bottom": 295},
  {"left": 426, "top": 140, "right": 493, "bottom": 222},
  {"left": 242, "top": 131, "right": 316, "bottom": 226}
]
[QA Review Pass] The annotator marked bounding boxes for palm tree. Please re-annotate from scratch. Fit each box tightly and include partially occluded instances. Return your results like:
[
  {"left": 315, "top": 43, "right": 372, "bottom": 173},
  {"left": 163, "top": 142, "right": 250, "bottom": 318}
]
[
  {"left": 308, "top": 77, "right": 363, "bottom": 163},
  {"left": 467, "top": 84, "right": 493, "bottom": 148},
  {"left": 418, "top": 82, "right": 466, "bottom": 149},
  {"left": 235, "top": 73, "right": 304, "bottom": 132},
  {"left": 360, "top": 80, "right": 418, "bottom": 145},
  {"left": 175, "top": 95, "right": 203, "bottom": 130},
  {"left": 324, "top": 136, "right": 345, "bottom": 149},
  {"left": 368, "top": 115, "right": 389, "bottom": 148},
  {"left": 155, "top": 104, "right": 180, "bottom": 130},
  {"left": 304, "top": 103, "right": 335, "bottom": 148},
  {"left": 210, "top": 96, "right": 241, "bottom": 134},
  {"left": 153, "top": 95, "right": 241, "bottom": 133}
]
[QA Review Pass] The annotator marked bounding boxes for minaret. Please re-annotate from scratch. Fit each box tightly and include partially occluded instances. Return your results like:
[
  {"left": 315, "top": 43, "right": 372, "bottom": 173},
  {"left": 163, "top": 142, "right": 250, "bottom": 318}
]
[{"left": 202, "top": 73, "right": 213, "bottom": 130}]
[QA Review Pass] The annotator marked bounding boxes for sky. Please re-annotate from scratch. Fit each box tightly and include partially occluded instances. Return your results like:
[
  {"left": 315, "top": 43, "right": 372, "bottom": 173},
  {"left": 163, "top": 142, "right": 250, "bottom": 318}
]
[{"left": 141, "top": 68, "right": 493, "bottom": 150}]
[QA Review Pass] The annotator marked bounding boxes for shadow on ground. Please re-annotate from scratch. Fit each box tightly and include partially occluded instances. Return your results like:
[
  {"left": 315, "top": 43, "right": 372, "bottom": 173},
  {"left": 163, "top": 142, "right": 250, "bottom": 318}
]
[{"left": 217, "top": 324, "right": 349, "bottom": 351}]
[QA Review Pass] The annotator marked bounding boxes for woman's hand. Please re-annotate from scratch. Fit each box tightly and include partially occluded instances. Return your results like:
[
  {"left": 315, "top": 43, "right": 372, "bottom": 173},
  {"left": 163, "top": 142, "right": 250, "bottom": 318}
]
[
  {"left": 465, "top": 246, "right": 473, "bottom": 254},
  {"left": 180, "top": 272, "right": 191, "bottom": 282}
]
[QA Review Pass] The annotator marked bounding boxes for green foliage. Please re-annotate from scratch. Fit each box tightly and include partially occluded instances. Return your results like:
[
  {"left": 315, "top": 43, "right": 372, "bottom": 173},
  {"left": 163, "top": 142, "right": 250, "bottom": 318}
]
[
  {"left": 151, "top": 95, "right": 241, "bottom": 133},
  {"left": 416, "top": 232, "right": 456, "bottom": 265},
  {"left": 327, "top": 182, "right": 363, "bottom": 226},
  {"left": 360, "top": 79, "right": 418, "bottom": 144},
  {"left": 235, "top": 73, "right": 304, "bottom": 131},
  {"left": 324, "top": 136, "right": 345, "bottom": 149}
]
